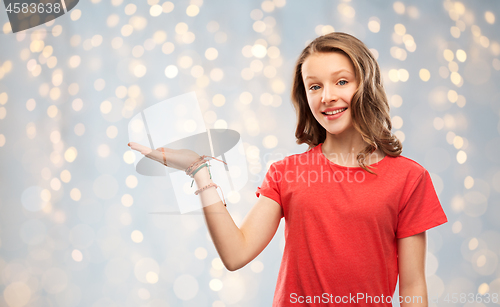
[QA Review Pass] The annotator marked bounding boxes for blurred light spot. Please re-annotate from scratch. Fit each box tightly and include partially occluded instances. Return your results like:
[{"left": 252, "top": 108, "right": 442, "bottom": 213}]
[
  {"left": 94, "top": 78, "right": 105, "bottom": 91},
  {"left": 368, "top": 17, "right": 380, "bottom": 33},
  {"left": 138, "top": 288, "right": 150, "bottom": 300},
  {"left": 392, "top": 116, "right": 403, "bottom": 129},
  {"left": 49, "top": 176, "right": 61, "bottom": 190},
  {"left": 126, "top": 175, "right": 138, "bottom": 188},
  {"left": 212, "top": 94, "right": 225, "bottom": 107},
  {"left": 162, "top": 42, "right": 175, "bottom": 54},
  {"left": 450, "top": 72, "right": 462, "bottom": 86},
  {"left": 26, "top": 122, "right": 36, "bottom": 139},
  {"left": 485, "top": 11, "right": 495, "bottom": 24},
  {"left": 106, "top": 126, "right": 118, "bottom": 139},
  {"left": 263, "top": 135, "right": 278, "bottom": 148},
  {"left": 210, "top": 68, "right": 223, "bottom": 81},
  {"left": 153, "top": 31, "right": 167, "bottom": 44},
  {"left": 393, "top": 1, "right": 405, "bottom": 14},
  {"left": 209, "top": 279, "right": 223, "bottom": 291},
  {"left": 64, "top": 147, "right": 77, "bottom": 163},
  {"left": 107, "top": 14, "right": 119, "bottom": 27},
  {"left": 419, "top": 69, "right": 430, "bottom": 81},
  {"left": 205, "top": 47, "right": 218, "bottom": 60},
  {"left": 183, "top": 120, "right": 197, "bottom": 132},
  {"left": 252, "top": 44, "right": 267, "bottom": 58},
  {"left": 58, "top": 170, "right": 71, "bottom": 184},
  {"left": 132, "top": 45, "right": 144, "bottom": 57},
  {"left": 50, "top": 130, "right": 60, "bottom": 144},
  {"left": 121, "top": 24, "right": 133, "bottom": 36},
  {"left": 121, "top": 194, "right": 134, "bottom": 207},
  {"left": 447, "top": 90, "right": 458, "bottom": 103},
  {"left": 165, "top": 65, "right": 178, "bottom": 78},
  {"left": 212, "top": 258, "right": 224, "bottom": 270},
  {"left": 394, "top": 130, "right": 405, "bottom": 142},
  {"left": 450, "top": 26, "right": 460, "bottom": 38},
  {"left": 443, "top": 49, "right": 454, "bottom": 61},
  {"left": 338, "top": 3, "right": 355, "bottom": 18},
  {"left": 452, "top": 221, "right": 462, "bottom": 233},
  {"left": 4, "top": 282, "right": 31, "bottom": 306},
  {"left": 178, "top": 56, "right": 193, "bottom": 68},
  {"left": 228, "top": 191, "right": 240, "bottom": 204},
  {"left": 74, "top": 123, "right": 85, "bottom": 136},
  {"left": 478, "top": 283, "right": 489, "bottom": 295},
  {"left": 52, "top": 25, "right": 62, "bottom": 37},
  {"left": 175, "top": 22, "right": 188, "bottom": 34},
  {"left": 456, "top": 150, "right": 467, "bottom": 164},
  {"left": 253, "top": 20, "right": 266, "bottom": 33},
  {"left": 186, "top": 5, "right": 199, "bottom": 17},
  {"left": 68, "top": 55, "right": 81, "bottom": 69},
  {"left": 240, "top": 92, "right": 253, "bottom": 105},
  {"left": 456, "top": 49, "right": 466, "bottom": 62},
  {"left": 134, "top": 64, "right": 147, "bottom": 77},
  {"left": 262, "top": 0, "right": 275, "bottom": 12},
  {"left": 191, "top": 65, "right": 204, "bottom": 78},
  {"left": 98, "top": 144, "right": 110, "bottom": 158},
  {"left": 214, "top": 119, "right": 227, "bottom": 129},
  {"left": 394, "top": 23, "right": 406, "bottom": 36},
  {"left": 453, "top": 136, "right": 464, "bottom": 149},
  {"left": 195, "top": 247, "right": 207, "bottom": 259},
  {"left": 131, "top": 230, "right": 143, "bottom": 243},
  {"left": 251, "top": 260, "right": 264, "bottom": 273},
  {"left": 162, "top": 1, "right": 174, "bottom": 13},
  {"left": 70, "top": 188, "right": 81, "bottom": 201},
  {"left": 272, "top": 79, "right": 286, "bottom": 93},
  {"left": 448, "top": 61, "right": 458, "bottom": 72},
  {"left": 72, "top": 249, "right": 83, "bottom": 262},
  {"left": 150, "top": 4, "right": 162, "bottom": 16},
  {"left": 146, "top": 272, "right": 158, "bottom": 284},
  {"left": 469, "top": 238, "right": 479, "bottom": 250},
  {"left": 124, "top": 3, "right": 136, "bottom": 15},
  {"left": 100, "top": 100, "right": 112, "bottom": 114}
]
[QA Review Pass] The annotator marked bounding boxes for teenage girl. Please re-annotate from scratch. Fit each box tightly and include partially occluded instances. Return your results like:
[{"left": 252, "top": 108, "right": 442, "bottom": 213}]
[{"left": 129, "top": 32, "right": 448, "bottom": 306}]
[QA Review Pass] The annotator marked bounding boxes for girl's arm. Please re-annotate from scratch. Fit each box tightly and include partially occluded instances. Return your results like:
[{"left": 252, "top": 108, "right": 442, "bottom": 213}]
[
  {"left": 397, "top": 231, "right": 428, "bottom": 307},
  {"left": 128, "top": 143, "right": 283, "bottom": 271},
  {"left": 194, "top": 166, "right": 283, "bottom": 271}
]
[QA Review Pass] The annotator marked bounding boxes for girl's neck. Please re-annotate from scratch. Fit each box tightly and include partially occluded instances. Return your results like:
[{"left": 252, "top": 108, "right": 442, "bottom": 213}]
[{"left": 321, "top": 129, "right": 385, "bottom": 167}]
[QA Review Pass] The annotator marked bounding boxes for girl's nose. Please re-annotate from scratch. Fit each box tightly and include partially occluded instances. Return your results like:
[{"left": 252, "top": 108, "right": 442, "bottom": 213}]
[{"left": 321, "top": 85, "right": 338, "bottom": 103}]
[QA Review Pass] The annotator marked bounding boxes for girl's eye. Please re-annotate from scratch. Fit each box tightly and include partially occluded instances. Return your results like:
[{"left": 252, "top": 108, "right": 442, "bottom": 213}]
[
  {"left": 309, "top": 85, "right": 321, "bottom": 91},
  {"left": 338, "top": 80, "right": 347, "bottom": 86}
]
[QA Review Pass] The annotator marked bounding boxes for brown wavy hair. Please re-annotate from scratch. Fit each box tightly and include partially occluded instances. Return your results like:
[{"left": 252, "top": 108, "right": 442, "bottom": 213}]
[{"left": 291, "top": 32, "right": 403, "bottom": 175}]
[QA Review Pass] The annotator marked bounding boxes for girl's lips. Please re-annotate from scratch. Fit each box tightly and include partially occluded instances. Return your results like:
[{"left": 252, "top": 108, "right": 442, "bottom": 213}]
[{"left": 322, "top": 107, "right": 347, "bottom": 120}]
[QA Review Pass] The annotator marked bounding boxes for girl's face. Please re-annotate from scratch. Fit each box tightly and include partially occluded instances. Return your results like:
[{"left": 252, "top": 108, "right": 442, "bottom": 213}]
[{"left": 301, "top": 52, "right": 359, "bottom": 137}]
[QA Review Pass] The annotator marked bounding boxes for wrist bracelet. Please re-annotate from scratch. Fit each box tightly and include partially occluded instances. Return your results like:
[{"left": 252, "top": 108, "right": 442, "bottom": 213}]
[
  {"left": 187, "top": 156, "right": 228, "bottom": 207},
  {"left": 194, "top": 182, "right": 227, "bottom": 207}
]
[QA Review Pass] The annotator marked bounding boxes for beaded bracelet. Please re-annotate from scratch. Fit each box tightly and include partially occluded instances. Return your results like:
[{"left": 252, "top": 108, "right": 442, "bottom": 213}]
[
  {"left": 185, "top": 155, "right": 227, "bottom": 207},
  {"left": 195, "top": 182, "right": 226, "bottom": 207}
]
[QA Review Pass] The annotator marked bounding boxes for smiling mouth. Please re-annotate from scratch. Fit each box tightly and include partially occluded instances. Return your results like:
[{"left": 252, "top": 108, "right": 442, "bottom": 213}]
[{"left": 322, "top": 108, "right": 347, "bottom": 115}]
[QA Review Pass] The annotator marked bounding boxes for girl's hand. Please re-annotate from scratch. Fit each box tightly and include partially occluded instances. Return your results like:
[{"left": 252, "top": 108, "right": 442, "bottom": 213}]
[{"left": 128, "top": 142, "right": 201, "bottom": 171}]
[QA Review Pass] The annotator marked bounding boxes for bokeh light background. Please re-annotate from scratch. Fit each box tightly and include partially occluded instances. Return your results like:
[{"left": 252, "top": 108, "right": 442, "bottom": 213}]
[{"left": 0, "top": 0, "right": 500, "bottom": 306}]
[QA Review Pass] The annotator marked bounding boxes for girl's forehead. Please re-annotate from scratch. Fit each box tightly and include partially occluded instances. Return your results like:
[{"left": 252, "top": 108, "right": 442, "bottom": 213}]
[{"left": 302, "top": 52, "right": 356, "bottom": 74}]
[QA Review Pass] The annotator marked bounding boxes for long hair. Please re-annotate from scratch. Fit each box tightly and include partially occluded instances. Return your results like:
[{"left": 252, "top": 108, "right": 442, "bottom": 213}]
[{"left": 291, "top": 32, "right": 403, "bottom": 174}]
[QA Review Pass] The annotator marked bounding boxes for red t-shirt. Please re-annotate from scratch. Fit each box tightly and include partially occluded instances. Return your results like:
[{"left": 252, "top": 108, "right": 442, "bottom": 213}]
[{"left": 255, "top": 143, "right": 448, "bottom": 306}]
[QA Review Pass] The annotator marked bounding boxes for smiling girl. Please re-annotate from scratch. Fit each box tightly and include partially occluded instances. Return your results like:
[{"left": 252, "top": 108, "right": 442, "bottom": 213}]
[{"left": 129, "top": 32, "right": 448, "bottom": 306}]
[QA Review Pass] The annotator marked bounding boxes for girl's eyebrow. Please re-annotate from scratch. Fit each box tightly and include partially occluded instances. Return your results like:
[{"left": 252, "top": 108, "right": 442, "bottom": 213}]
[{"left": 304, "top": 69, "right": 353, "bottom": 80}]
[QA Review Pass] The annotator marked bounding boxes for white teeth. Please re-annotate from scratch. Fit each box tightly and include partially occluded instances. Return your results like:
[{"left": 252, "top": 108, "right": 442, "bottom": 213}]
[{"left": 324, "top": 108, "right": 347, "bottom": 115}]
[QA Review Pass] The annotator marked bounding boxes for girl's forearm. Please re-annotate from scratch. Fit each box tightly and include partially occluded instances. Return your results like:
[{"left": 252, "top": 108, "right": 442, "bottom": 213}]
[
  {"left": 193, "top": 167, "right": 246, "bottom": 271},
  {"left": 399, "top": 282, "right": 428, "bottom": 307}
]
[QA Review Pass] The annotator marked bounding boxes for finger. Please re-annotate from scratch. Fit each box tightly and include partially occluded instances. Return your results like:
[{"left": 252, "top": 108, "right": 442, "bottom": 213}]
[{"left": 128, "top": 142, "right": 153, "bottom": 155}]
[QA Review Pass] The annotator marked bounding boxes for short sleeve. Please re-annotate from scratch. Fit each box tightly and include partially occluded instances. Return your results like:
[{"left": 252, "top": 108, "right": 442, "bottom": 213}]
[
  {"left": 255, "top": 162, "right": 283, "bottom": 210},
  {"left": 397, "top": 169, "right": 448, "bottom": 238}
]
